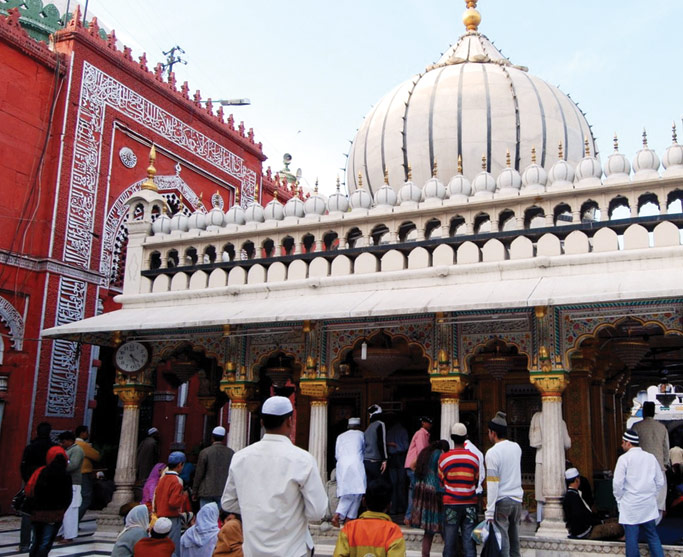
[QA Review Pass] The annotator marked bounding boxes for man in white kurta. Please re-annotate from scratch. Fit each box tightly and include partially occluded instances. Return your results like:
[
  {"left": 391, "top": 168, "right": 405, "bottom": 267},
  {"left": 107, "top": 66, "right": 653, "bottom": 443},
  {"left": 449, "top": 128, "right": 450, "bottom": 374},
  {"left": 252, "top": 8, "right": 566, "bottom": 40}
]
[
  {"left": 221, "top": 396, "right": 328, "bottom": 557},
  {"left": 332, "top": 417, "right": 366, "bottom": 527},
  {"left": 613, "top": 429, "right": 664, "bottom": 557},
  {"left": 528, "top": 410, "right": 571, "bottom": 525}
]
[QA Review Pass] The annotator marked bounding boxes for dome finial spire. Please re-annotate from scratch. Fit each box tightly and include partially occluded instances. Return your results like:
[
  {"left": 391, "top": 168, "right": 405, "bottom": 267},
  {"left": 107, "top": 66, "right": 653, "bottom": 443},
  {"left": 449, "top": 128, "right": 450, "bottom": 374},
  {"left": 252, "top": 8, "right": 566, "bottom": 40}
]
[
  {"left": 384, "top": 167, "right": 389, "bottom": 185},
  {"left": 407, "top": 164, "right": 413, "bottom": 181},
  {"left": 505, "top": 149, "right": 511, "bottom": 168},
  {"left": 357, "top": 172, "right": 364, "bottom": 189},
  {"left": 141, "top": 145, "right": 158, "bottom": 191},
  {"left": 457, "top": 154, "right": 463, "bottom": 175},
  {"left": 463, "top": 0, "right": 481, "bottom": 32},
  {"left": 672, "top": 122, "right": 678, "bottom": 144},
  {"left": 481, "top": 154, "right": 487, "bottom": 171},
  {"left": 558, "top": 141, "right": 564, "bottom": 160},
  {"left": 336, "top": 175, "right": 341, "bottom": 191},
  {"left": 584, "top": 136, "right": 590, "bottom": 157},
  {"left": 642, "top": 128, "right": 649, "bottom": 148},
  {"left": 613, "top": 133, "right": 619, "bottom": 152},
  {"left": 531, "top": 146, "right": 537, "bottom": 164},
  {"left": 432, "top": 158, "right": 438, "bottom": 178}
]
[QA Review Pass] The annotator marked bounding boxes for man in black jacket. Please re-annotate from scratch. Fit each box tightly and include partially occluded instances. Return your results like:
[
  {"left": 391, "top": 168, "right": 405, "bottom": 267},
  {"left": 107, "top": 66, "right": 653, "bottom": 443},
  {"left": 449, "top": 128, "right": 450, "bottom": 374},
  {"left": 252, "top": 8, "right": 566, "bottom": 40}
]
[
  {"left": 19, "top": 422, "right": 55, "bottom": 551},
  {"left": 562, "top": 467, "right": 622, "bottom": 540}
]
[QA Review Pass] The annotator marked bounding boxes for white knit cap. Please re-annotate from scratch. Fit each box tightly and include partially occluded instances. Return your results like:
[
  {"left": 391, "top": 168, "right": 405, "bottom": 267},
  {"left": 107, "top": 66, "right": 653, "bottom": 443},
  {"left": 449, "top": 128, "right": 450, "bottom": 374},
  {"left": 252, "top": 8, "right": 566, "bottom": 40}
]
[
  {"left": 153, "top": 517, "right": 172, "bottom": 534},
  {"left": 262, "top": 395, "right": 293, "bottom": 416}
]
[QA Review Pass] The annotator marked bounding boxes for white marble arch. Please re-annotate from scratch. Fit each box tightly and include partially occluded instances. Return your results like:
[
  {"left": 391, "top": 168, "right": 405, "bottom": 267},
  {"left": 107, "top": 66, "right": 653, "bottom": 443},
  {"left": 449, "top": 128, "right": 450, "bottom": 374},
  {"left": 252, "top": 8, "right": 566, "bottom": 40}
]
[
  {"left": 227, "top": 266, "right": 247, "bottom": 286},
  {"left": 537, "top": 233, "right": 561, "bottom": 256},
  {"left": 564, "top": 230, "right": 590, "bottom": 255},
  {"left": 170, "top": 272, "right": 189, "bottom": 291},
  {"left": 482, "top": 238, "right": 506, "bottom": 262},
  {"left": 189, "top": 270, "right": 208, "bottom": 290},
  {"left": 309, "top": 257, "right": 330, "bottom": 278},
  {"left": 0, "top": 296, "right": 24, "bottom": 350},
  {"left": 355, "top": 252, "right": 379, "bottom": 274},
  {"left": 592, "top": 228, "right": 619, "bottom": 253},
  {"left": 623, "top": 223, "right": 649, "bottom": 250},
  {"left": 408, "top": 246, "right": 430, "bottom": 269},
  {"left": 432, "top": 244, "right": 455, "bottom": 266},
  {"left": 457, "top": 241, "right": 480, "bottom": 264},
  {"left": 381, "top": 250, "right": 405, "bottom": 272},
  {"left": 653, "top": 220, "right": 679, "bottom": 246},
  {"left": 510, "top": 236, "right": 534, "bottom": 260},
  {"left": 247, "top": 264, "right": 266, "bottom": 284},
  {"left": 208, "top": 268, "right": 228, "bottom": 288},
  {"left": 267, "top": 261, "right": 287, "bottom": 283},
  {"left": 330, "top": 254, "right": 352, "bottom": 276}
]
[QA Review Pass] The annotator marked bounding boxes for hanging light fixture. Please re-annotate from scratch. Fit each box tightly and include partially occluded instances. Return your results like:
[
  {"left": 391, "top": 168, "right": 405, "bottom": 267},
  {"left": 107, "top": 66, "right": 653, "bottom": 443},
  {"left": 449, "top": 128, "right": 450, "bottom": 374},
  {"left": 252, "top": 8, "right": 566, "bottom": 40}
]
[
  {"left": 361, "top": 339, "right": 368, "bottom": 360},
  {"left": 615, "top": 338, "right": 650, "bottom": 370}
]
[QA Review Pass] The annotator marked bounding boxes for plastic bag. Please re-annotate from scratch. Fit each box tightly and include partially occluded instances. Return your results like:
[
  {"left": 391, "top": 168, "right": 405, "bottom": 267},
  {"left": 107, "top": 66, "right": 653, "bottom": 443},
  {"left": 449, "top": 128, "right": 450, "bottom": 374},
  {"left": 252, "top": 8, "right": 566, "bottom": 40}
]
[{"left": 481, "top": 522, "right": 502, "bottom": 557}]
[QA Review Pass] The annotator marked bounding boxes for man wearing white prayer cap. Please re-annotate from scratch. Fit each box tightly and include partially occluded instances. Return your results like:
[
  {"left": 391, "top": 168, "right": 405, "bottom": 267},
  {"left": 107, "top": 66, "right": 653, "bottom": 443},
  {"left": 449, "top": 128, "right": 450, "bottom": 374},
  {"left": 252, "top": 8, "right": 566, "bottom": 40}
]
[
  {"left": 221, "top": 395, "right": 328, "bottom": 556},
  {"left": 193, "top": 425, "right": 234, "bottom": 509},
  {"left": 331, "top": 417, "right": 366, "bottom": 527}
]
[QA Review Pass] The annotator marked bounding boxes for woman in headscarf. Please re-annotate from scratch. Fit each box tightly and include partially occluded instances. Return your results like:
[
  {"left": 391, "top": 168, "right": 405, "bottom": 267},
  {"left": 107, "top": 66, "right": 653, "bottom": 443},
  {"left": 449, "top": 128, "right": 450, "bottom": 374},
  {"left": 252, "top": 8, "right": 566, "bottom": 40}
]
[
  {"left": 410, "top": 439, "right": 449, "bottom": 557},
  {"left": 25, "top": 445, "right": 72, "bottom": 557},
  {"left": 142, "top": 463, "right": 167, "bottom": 506},
  {"left": 212, "top": 513, "right": 243, "bottom": 557},
  {"left": 179, "top": 501, "right": 219, "bottom": 557},
  {"left": 111, "top": 504, "right": 150, "bottom": 557}
]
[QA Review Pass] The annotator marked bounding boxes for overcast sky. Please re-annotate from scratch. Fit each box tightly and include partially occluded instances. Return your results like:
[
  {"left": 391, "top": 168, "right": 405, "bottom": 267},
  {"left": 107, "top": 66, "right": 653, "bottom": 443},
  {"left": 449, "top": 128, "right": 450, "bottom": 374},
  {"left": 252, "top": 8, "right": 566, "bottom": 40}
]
[{"left": 76, "top": 0, "right": 682, "bottom": 194}]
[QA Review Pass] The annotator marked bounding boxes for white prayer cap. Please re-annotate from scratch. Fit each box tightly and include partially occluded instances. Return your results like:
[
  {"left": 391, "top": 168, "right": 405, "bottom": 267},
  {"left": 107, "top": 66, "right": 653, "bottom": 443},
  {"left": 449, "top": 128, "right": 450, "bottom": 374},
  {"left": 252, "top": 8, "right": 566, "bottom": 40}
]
[
  {"left": 148, "top": 427, "right": 158, "bottom": 435},
  {"left": 262, "top": 395, "right": 293, "bottom": 416},
  {"left": 348, "top": 417, "right": 361, "bottom": 427},
  {"left": 153, "top": 517, "right": 172, "bottom": 534},
  {"left": 451, "top": 423, "right": 467, "bottom": 437},
  {"left": 565, "top": 467, "right": 580, "bottom": 481},
  {"left": 212, "top": 426, "right": 226, "bottom": 437},
  {"left": 368, "top": 404, "right": 382, "bottom": 417}
]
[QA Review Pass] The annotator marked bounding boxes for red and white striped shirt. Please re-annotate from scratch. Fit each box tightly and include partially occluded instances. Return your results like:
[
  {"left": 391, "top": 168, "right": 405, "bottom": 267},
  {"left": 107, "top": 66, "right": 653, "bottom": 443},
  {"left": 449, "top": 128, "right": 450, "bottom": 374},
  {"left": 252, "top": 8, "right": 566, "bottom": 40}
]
[{"left": 438, "top": 448, "right": 479, "bottom": 506}]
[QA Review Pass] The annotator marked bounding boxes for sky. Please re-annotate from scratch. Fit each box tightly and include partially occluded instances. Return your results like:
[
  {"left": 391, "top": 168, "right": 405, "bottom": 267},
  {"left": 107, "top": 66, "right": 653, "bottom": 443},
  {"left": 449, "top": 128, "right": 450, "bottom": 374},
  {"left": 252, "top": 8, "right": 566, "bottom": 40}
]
[{"left": 70, "top": 0, "right": 683, "bottom": 195}]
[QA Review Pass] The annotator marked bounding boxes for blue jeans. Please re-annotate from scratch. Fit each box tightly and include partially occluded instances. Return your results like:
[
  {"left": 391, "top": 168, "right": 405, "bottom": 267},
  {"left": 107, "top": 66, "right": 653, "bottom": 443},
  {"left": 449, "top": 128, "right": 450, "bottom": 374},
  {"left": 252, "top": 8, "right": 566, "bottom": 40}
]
[
  {"left": 494, "top": 497, "right": 522, "bottom": 557},
  {"left": 404, "top": 469, "right": 415, "bottom": 521},
  {"left": 29, "top": 521, "right": 61, "bottom": 557},
  {"left": 623, "top": 520, "right": 664, "bottom": 557},
  {"left": 443, "top": 504, "right": 477, "bottom": 557},
  {"left": 200, "top": 496, "right": 221, "bottom": 509}
]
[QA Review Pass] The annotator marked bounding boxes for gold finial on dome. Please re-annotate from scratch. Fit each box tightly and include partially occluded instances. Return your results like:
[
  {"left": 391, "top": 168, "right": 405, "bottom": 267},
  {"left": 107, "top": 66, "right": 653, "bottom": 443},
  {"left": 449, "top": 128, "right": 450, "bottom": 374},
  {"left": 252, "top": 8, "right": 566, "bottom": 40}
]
[
  {"left": 273, "top": 187, "right": 279, "bottom": 201},
  {"left": 531, "top": 146, "right": 537, "bottom": 164},
  {"left": 141, "top": 145, "right": 158, "bottom": 191},
  {"left": 613, "top": 133, "right": 619, "bottom": 152},
  {"left": 384, "top": 168, "right": 389, "bottom": 184},
  {"left": 481, "top": 154, "right": 487, "bottom": 171},
  {"left": 178, "top": 193, "right": 185, "bottom": 211},
  {"left": 462, "top": 0, "right": 481, "bottom": 32},
  {"left": 642, "top": 128, "right": 649, "bottom": 147},
  {"left": 336, "top": 175, "right": 341, "bottom": 191},
  {"left": 457, "top": 154, "right": 463, "bottom": 175},
  {"left": 407, "top": 164, "right": 413, "bottom": 181},
  {"left": 234, "top": 188, "right": 240, "bottom": 204},
  {"left": 584, "top": 137, "right": 590, "bottom": 157},
  {"left": 505, "top": 149, "right": 511, "bottom": 168},
  {"left": 357, "top": 172, "right": 364, "bottom": 188},
  {"left": 673, "top": 122, "right": 678, "bottom": 144},
  {"left": 432, "top": 158, "right": 438, "bottom": 178},
  {"left": 558, "top": 141, "right": 564, "bottom": 160}
]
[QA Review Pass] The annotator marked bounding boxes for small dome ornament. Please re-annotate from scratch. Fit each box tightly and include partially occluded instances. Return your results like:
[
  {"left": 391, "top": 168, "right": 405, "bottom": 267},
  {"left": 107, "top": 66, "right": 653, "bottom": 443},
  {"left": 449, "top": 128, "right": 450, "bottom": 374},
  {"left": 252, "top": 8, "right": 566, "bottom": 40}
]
[
  {"left": 547, "top": 142, "right": 575, "bottom": 190},
  {"left": 374, "top": 169, "right": 398, "bottom": 207},
  {"left": 663, "top": 123, "right": 683, "bottom": 177},
  {"left": 283, "top": 184, "right": 305, "bottom": 218},
  {"left": 169, "top": 195, "right": 189, "bottom": 232},
  {"left": 521, "top": 147, "right": 547, "bottom": 192},
  {"left": 575, "top": 137, "right": 602, "bottom": 188},
  {"left": 244, "top": 183, "right": 265, "bottom": 223},
  {"left": 224, "top": 189, "right": 246, "bottom": 226},
  {"left": 264, "top": 188, "right": 285, "bottom": 221},
  {"left": 350, "top": 172, "right": 373, "bottom": 210},
  {"left": 604, "top": 134, "right": 631, "bottom": 184},
  {"left": 206, "top": 191, "right": 226, "bottom": 227},
  {"left": 303, "top": 179, "right": 327, "bottom": 216},
  {"left": 187, "top": 193, "right": 207, "bottom": 231},
  {"left": 151, "top": 204, "right": 172, "bottom": 235},
  {"left": 633, "top": 129, "right": 660, "bottom": 180},
  {"left": 423, "top": 160, "right": 447, "bottom": 202},
  {"left": 471, "top": 155, "right": 495, "bottom": 197},
  {"left": 447, "top": 154, "right": 472, "bottom": 200},
  {"left": 140, "top": 145, "right": 158, "bottom": 192},
  {"left": 495, "top": 150, "right": 522, "bottom": 196},
  {"left": 328, "top": 176, "right": 350, "bottom": 213},
  {"left": 398, "top": 165, "right": 422, "bottom": 205}
]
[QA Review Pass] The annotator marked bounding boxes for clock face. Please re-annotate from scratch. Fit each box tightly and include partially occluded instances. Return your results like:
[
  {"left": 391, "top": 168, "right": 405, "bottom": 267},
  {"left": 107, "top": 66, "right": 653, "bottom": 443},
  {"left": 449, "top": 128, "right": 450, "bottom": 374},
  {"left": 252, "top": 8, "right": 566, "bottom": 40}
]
[{"left": 114, "top": 341, "right": 150, "bottom": 373}]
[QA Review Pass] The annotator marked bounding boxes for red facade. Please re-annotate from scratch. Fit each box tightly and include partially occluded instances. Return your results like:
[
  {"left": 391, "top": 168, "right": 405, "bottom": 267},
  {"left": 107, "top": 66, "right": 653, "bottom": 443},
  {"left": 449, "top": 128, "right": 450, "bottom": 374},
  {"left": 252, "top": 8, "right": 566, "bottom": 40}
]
[{"left": 0, "top": 7, "right": 286, "bottom": 511}]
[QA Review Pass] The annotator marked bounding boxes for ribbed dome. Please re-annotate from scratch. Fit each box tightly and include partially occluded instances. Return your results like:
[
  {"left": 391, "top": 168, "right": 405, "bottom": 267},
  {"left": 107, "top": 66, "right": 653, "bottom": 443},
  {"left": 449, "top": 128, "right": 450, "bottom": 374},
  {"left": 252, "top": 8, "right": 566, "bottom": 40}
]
[{"left": 348, "top": 12, "right": 595, "bottom": 196}]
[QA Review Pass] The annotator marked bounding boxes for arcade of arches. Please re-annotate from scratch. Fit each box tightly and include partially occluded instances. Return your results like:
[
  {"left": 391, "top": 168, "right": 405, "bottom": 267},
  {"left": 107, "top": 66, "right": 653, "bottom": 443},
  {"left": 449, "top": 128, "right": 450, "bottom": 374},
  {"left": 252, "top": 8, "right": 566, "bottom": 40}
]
[{"left": 91, "top": 302, "right": 683, "bottom": 525}]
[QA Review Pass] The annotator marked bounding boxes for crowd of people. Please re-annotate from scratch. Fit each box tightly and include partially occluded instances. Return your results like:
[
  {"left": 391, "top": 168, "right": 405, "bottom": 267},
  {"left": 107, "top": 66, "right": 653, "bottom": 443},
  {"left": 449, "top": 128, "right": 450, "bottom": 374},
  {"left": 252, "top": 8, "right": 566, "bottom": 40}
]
[{"left": 15, "top": 396, "right": 682, "bottom": 557}]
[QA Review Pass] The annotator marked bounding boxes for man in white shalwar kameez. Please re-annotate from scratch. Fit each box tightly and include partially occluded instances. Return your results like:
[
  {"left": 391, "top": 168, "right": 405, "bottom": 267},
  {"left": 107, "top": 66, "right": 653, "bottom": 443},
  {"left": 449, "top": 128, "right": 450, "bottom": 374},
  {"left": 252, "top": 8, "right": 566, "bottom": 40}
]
[
  {"left": 613, "top": 429, "right": 664, "bottom": 557},
  {"left": 332, "top": 417, "right": 366, "bottom": 528}
]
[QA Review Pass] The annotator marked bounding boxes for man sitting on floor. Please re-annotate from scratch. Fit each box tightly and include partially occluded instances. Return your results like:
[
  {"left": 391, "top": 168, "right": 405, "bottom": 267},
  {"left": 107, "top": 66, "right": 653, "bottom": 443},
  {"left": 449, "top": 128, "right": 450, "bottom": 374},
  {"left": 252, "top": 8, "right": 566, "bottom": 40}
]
[{"left": 562, "top": 467, "right": 623, "bottom": 540}]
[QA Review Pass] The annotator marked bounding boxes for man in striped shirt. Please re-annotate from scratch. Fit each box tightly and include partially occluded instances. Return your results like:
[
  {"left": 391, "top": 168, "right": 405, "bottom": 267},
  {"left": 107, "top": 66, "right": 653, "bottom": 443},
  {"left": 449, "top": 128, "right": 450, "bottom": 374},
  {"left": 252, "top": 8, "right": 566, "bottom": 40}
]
[{"left": 438, "top": 423, "right": 480, "bottom": 557}]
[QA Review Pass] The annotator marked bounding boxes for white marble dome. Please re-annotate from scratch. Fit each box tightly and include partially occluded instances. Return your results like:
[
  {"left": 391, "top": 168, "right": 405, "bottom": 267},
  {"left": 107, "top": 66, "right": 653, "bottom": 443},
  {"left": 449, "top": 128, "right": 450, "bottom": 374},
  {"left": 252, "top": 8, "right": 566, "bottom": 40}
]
[
  {"left": 547, "top": 152, "right": 575, "bottom": 189},
  {"left": 169, "top": 209, "right": 189, "bottom": 232},
  {"left": 633, "top": 131, "right": 660, "bottom": 179},
  {"left": 374, "top": 181, "right": 398, "bottom": 207},
  {"left": 423, "top": 174, "right": 446, "bottom": 201},
  {"left": 283, "top": 196, "right": 305, "bottom": 218},
  {"left": 244, "top": 201, "right": 265, "bottom": 223},
  {"left": 398, "top": 177, "right": 422, "bottom": 204},
  {"left": 496, "top": 154, "right": 522, "bottom": 193},
  {"left": 663, "top": 126, "right": 683, "bottom": 177},
  {"left": 328, "top": 180, "right": 350, "bottom": 213},
  {"left": 264, "top": 197, "right": 285, "bottom": 221},
  {"left": 521, "top": 150, "right": 547, "bottom": 191},
  {"left": 304, "top": 189, "right": 327, "bottom": 216},
  {"left": 206, "top": 205, "right": 225, "bottom": 227},
  {"left": 447, "top": 165, "right": 472, "bottom": 198},
  {"left": 347, "top": 10, "right": 595, "bottom": 197},
  {"left": 187, "top": 208, "right": 206, "bottom": 231},
  {"left": 224, "top": 203, "right": 246, "bottom": 225},
  {"left": 349, "top": 186, "right": 373, "bottom": 210},
  {"left": 575, "top": 141, "right": 602, "bottom": 188},
  {"left": 604, "top": 136, "right": 631, "bottom": 184},
  {"left": 152, "top": 210, "right": 171, "bottom": 235}
]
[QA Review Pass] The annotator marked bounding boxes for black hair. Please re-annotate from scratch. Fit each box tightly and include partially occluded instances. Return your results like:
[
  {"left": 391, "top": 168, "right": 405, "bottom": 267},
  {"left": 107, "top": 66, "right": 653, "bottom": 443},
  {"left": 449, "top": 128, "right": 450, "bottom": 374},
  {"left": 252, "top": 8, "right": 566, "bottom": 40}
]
[
  {"left": 451, "top": 434, "right": 467, "bottom": 445},
  {"left": 261, "top": 412, "right": 292, "bottom": 430},
  {"left": 58, "top": 430, "right": 75, "bottom": 441},
  {"left": 415, "top": 440, "right": 449, "bottom": 479},
  {"left": 488, "top": 423, "right": 507, "bottom": 439},
  {"left": 36, "top": 422, "right": 52, "bottom": 438},
  {"left": 642, "top": 401, "right": 655, "bottom": 418},
  {"left": 150, "top": 529, "right": 168, "bottom": 539},
  {"left": 364, "top": 480, "right": 392, "bottom": 512},
  {"left": 75, "top": 425, "right": 88, "bottom": 437},
  {"left": 212, "top": 434, "right": 225, "bottom": 442}
]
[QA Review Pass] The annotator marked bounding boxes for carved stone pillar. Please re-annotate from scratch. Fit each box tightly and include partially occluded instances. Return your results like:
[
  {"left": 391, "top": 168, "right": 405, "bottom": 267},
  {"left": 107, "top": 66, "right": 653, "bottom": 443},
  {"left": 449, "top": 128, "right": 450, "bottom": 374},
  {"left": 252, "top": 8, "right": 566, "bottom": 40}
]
[
  {"left": 220, "top": 379, "right": 256, "bottom": 452},
  {"left": 300, "top": 379, "right": 336, "bottom": 483},
  {"left": 530, "top": 366, "right": 570, "bottom": 539},
  {"left": 98, "top": 384, "right": 151, "bottom": 527},
  {"left": 430, "top": 375, "right": 467, "bottom": 443}
]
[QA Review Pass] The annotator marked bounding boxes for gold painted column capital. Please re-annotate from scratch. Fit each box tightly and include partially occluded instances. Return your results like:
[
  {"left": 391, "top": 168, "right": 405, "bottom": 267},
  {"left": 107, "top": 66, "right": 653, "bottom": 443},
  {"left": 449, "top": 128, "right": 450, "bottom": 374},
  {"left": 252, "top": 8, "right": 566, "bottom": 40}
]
[
  {"left": 220, "top": 377, "right": 256, "bottom": 404},
  {"left": 113, "top": 385, "right": 152, "bottom": 408},
  {"left": 530, "top": 371, "right": 569, "bottom": 401},
  {"left": 299, "top": 378, "right": 337, "bottom": 402},
  {"left": 430, "top": 374, "right": 468, "bottom": 401}
]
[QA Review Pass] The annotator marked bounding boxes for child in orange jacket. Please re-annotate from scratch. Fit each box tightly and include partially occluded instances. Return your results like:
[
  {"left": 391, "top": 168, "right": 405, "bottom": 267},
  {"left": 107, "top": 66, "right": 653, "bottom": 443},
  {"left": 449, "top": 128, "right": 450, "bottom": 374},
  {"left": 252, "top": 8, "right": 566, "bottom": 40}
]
[
  {"left": 334, "top": 480, "right": 406, "bottom": 557},
  {"left": 153, "top": 451, "right": 188, "bottom": 557}
]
